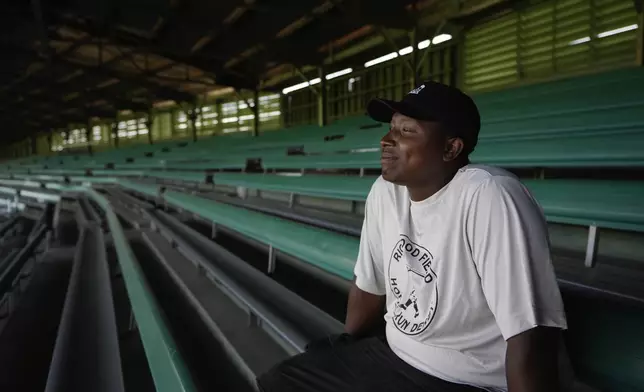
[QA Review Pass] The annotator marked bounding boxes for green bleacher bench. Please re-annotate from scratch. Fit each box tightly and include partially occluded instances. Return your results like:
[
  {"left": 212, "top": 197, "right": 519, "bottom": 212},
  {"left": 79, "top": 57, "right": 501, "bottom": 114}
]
[
  {"left": 119, "top": 180, "right": 358, "bottom": 280},
  {"left": 263, "top": 151, "right": 380, "bottom": 170},
  {"left": 11, "top": 67, "right": 642, "bottom": 173},
  {"left": 481, "top": 83, "right": 644, "bottom": 124},
  {"left": 146, "top": 171, "right": 208, "bottom": 183},
  {"left": 92, "top": 170, "right": 146, "bottom": 177},
  {"left": 328, "top": 114, "right": 381, "bottom": 129},
  {"left": 478, "top": 104, "right": 644, "bottom": 140},
  {"left": 304, "top": 128, "right": 385, "bottom": 154},
  {"left": 212, "top": 172, "right": 373, "bottom": 201},
  {"left": 32, "top": 168, "right": 641, "bottom": 234},
  {"left": 474, "top": 67, "right": 644, "bottom": 109},
  {"left": 261, "top": 130, "right": 644, "bottom": 169},
  {"left": 206, "top": 174, "right": 644, "bottom": 233},
  {"left": 86, "top": 189, "right": 198, "bottom": 392},
  {"left": 114, "top": 179, "right": 643, "bottom": 392},
  {"left": 471, "top": 131, "right": 644, "bottom": 167},
  {"left": 120, "top": 158, "right": 247, "bottom": 171}
]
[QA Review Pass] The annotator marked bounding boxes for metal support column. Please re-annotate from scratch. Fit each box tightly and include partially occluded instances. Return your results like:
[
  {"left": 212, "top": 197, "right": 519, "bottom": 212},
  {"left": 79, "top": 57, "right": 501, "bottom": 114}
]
[
  {"left": 215, "top": 100, "right": 223, "bottom": 134},
  {"left": 170, "top": 108, "right": 176, "bottom": 137},
  {"left": 85, "top": 122, "right": 93, "bottom": 156},
  {"left": 267, "top": 245, "right": 277, "bottom": 274},
  {"left": 189, "top": 103, "right": 198, "bottom": 142},
  {"left": 280, "top": 94, "right": 288, "bottom": 128},
  {"left": 111, "top": 122, "right": 119, "bottom": 149},
  {"left": 253, "top": 88, "right": 260, "bottom": 137},
  {"left": 417, "top": 21, "right": 446, "bottom": 76},
  {"left": 47, "top": 132, "right": 53, "bottom": 153},
  {"left": 146, "top": 110, "right": 154, "bottom": 145},
  {"left": 410, "top": 28, "right": 419, "bottom": 86},
  {"left": 30, "top": 136, "right": 37, "bottom": 156},
  {"left": 584, "top": 226, "right": 600, "bottom": 268},
  {"left": 318, "top": 66, "right": 328, "bottom": 127}
]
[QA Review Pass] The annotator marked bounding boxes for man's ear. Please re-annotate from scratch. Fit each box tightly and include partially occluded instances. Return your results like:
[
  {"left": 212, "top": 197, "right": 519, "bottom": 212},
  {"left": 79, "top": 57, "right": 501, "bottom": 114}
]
[{"left": 443, "top": 137, "right": 465, "bottom": 162}]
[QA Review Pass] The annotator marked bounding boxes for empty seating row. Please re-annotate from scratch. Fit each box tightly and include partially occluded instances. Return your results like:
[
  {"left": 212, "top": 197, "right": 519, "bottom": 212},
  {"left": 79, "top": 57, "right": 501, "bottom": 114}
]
[
  {"left": 120, "top": 180, "right": 358, "bottom": 280},
  {"left": 85, "top": 188, "right": 198, "bottom": 392},
  {"left": 474, "top": 66, "right": 644, "bottom": 110},
  {"left": 4, "top": 68, "right": 642, "bottom": 173},
  {"left": 140, "top": 171, "right": 644, "bottom": 233},
  {"left": 5, "top": 171, "right": 644, "bottom": 234},
  {"left": 0, "top": 181, "right": 199, "bottom": 390},
  {"left": 260, "top": 128, "right": 644, "bottom": 169},
  {"left": 11, "top": 108, "right": 644, "bottom": 172},
  {"left": 0, "top": 175, "right": 642, "bottom": 391},
  {"left": 13, "top": 122, "right": 644, "bottom": 173},
  {"left": 114, "top": 179, "right": 642, "bottom": 392}
]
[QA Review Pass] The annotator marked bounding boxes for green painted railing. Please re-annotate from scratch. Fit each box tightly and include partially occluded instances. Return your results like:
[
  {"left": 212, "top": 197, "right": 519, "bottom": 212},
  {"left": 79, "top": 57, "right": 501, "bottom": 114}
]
[
  {"left": 4, "top": 171, "right": 644, "bottom": 233},
  {"left": 136, "top": 173, "right": 644, "bottom": 233},
  {"left": 118, "top": 179, "right": 359, "bottom": 280},
  {"left": 86, "top": 189, "right": 197, "bottom": 392}
]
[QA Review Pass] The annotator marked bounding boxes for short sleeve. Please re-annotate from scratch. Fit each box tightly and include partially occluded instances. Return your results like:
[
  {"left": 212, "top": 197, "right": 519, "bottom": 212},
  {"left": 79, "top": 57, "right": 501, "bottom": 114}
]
[
  {"left": 468, "top": 176, "right": 567, "bottom": 340},
  {"left": 354, "top": 180, "right": 386, "bottom": 295}
]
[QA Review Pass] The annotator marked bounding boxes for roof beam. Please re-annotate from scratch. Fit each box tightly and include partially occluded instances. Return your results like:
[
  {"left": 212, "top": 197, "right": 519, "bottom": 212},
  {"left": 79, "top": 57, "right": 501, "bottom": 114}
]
[
  {"left": 57, "top": 56, "right": 194, "bottom": 103},
  {"left": 60, "top": 18, "right": 259, "bottom": 89},
  {"left": 17, "top": 84, "right": 150, "bottom": 113}
]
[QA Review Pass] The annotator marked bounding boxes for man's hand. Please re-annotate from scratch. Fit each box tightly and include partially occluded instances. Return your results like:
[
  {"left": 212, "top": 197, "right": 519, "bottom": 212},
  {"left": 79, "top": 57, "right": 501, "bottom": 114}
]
[
  {"left": 344, "top": 281, "right": 386, "bottom": 338},
  {"left": 506, "top": 326, "right": 561, "bottom": 392}
]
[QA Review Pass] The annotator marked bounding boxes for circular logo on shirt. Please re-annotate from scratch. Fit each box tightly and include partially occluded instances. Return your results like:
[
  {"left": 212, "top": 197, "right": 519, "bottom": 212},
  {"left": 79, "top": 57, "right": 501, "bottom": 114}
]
[{"left": 388, "top": 234, "right": 438, "bottom": 336}]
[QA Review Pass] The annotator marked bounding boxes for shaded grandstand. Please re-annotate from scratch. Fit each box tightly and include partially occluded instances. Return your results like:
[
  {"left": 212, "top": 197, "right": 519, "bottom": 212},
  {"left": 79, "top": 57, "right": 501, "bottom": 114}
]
[{"left": 0, "top": 0, "right": 643, "bottom": 392}]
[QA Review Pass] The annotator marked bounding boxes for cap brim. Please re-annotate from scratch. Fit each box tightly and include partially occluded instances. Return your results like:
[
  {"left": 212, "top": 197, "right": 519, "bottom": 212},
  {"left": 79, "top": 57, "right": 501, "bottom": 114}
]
[{"left": 366, "top": 98, "right": 434, "bottom": 123}]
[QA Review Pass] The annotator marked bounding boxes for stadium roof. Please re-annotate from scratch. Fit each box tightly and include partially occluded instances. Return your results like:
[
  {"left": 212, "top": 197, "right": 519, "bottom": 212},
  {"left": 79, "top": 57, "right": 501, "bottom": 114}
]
[{"left": 0, "top": 0, "right": 521, "bottom": 142}]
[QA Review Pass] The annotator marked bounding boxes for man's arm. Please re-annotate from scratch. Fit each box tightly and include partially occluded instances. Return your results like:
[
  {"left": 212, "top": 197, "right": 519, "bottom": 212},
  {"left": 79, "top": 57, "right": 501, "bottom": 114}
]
[
  {"left": 345, "top": 282, "right": 386, "bottom": 338},
  {"left": 467, "top": 177, "right": 567, "bottom": 390},
  {"left": 506, "top": 327, "right": 561, "bottom": 392},
  {"left": 347, "top": 180, "right": 386, "bottom": 337}
]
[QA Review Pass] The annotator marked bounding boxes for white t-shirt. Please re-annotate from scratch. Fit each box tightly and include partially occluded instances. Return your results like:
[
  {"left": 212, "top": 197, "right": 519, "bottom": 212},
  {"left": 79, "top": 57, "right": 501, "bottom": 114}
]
[{"left": 354, "top": 165, "right": 568, "bottom": 391}]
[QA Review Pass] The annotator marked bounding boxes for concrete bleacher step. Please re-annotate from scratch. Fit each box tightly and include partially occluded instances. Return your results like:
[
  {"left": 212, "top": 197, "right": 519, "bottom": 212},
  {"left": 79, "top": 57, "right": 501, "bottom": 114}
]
[
  {"left": 142, "top": 229, "right": 288, "bottom": 387},
  {"left": 106, "top": 247, "right": 156, "bottom": 392},
  {"left": 126, "top": 235, "right": 250, "bottom": 392},
  {"left": 147, "top": 208, "right": 344, "bottom": 345}
]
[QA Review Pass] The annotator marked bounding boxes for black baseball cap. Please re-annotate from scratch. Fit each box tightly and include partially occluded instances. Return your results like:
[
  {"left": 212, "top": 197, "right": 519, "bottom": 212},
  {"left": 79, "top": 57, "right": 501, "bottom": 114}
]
[{"left": 367, "top": 81, "right": 481, "bottom": 153}]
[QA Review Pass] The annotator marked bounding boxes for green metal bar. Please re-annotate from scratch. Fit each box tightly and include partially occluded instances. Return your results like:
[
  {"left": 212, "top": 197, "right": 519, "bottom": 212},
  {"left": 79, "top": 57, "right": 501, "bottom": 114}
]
[
  {"left": 118, "top": 179, "right": 358, "bottom": 280},
  {"left": 21, "top": 189, "right": 61, "bottom": 203},
  {"left": 86, "top": 189, "right": 198, "bottom": 392}
]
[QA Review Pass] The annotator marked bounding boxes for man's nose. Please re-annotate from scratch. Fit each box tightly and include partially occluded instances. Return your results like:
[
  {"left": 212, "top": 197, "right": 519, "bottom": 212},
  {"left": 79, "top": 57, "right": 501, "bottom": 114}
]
[{"left": 381, "top": 128, "right": 396, "bottom": 147}]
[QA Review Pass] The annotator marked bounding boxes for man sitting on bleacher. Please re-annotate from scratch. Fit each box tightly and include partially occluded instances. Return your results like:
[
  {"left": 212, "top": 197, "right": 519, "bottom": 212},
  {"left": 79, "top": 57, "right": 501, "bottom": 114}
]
[{"left": 257, "top": 82, "right": 567, "bottom": 392}]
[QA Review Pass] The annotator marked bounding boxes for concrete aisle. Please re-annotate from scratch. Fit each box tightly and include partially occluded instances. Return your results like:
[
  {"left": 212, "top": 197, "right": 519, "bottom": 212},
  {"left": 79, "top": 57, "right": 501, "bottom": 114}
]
[{"left": 0, "top": 248, "right": 73, "bottom": 392}]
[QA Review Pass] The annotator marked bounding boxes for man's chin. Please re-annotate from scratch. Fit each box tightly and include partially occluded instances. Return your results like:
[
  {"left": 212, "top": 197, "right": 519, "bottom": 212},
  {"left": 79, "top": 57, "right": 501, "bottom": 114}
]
[{"left": 381, "top": 169, "right": 400, "bottom": 184}]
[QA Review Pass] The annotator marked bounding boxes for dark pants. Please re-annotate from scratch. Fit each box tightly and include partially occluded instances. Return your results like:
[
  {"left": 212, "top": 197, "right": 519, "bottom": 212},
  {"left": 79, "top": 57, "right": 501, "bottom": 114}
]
[{"left": 256, "top": 335, "right": 485, "bottom": 392}]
